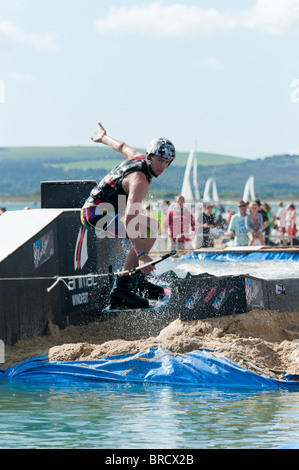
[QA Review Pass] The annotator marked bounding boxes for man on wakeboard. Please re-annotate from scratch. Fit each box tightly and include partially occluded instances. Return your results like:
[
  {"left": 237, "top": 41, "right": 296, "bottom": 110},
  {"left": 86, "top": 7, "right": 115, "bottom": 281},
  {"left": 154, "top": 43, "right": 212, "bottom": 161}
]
[{"left": 81, "top": 122, "right": 176, "bottom": 310}]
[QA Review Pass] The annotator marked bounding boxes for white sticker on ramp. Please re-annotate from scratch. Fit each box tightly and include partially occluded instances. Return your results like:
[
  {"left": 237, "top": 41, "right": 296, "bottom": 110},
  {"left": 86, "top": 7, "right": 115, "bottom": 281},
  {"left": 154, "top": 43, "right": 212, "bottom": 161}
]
[{"left": 0, "top": 340, "right": 4, "bottom": 364}]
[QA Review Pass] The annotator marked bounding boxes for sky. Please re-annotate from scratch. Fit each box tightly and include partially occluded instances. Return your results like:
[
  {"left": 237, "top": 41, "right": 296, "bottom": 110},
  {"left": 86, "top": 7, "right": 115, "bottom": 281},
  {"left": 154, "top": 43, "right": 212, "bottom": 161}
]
[{"left": 0, "top": 0, "right": 299, "bottom": 159}]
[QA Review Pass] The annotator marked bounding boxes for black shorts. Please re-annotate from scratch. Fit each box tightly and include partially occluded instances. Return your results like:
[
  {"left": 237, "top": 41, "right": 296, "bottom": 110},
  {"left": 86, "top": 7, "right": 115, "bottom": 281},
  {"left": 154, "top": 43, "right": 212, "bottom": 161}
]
[{"left": 81, "top": 205, "right": 127, "bottom": 238}]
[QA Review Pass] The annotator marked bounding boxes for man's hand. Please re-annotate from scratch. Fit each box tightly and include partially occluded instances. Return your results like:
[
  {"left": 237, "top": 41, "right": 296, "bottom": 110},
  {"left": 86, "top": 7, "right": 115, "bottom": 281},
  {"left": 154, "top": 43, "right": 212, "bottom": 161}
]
[
  {"left": 90, "top": 122, "right": 141, "bottom": 159},
  {"left": 138, "top": 254, "right": 156, "bottom": 274},
  {"left": 90, "top": 122, "right": 106, "bottom": 143}
]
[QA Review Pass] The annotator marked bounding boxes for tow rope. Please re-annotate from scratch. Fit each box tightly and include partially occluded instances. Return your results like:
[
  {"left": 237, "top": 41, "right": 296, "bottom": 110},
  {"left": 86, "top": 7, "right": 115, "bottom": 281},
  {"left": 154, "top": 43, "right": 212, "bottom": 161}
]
[{"left": 0, "top": 250, "right": 176, "bottom": 293}]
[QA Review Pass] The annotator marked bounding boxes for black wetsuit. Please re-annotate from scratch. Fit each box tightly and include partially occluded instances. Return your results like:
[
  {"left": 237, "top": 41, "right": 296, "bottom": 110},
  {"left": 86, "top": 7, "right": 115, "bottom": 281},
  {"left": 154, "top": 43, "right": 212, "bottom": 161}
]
[
  {"left": 81, "top": 156, "right": 152, "bottom": 235},
  {"left": 87, "top": 156, "right": 152, "bottom": 210}
]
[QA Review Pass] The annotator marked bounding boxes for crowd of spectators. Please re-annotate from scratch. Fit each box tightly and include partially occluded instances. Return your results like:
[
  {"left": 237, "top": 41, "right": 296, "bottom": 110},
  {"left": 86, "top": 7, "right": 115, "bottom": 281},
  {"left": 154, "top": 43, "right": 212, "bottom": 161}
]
[
  {"left": 1, "top": 197, "right": 298, "bottom": 249},
  {"left": 227, "top": 200, "right": 298, "bottom": 247},
  {"left": 143, "top": 196, "right": 299, "bottom": 250}
]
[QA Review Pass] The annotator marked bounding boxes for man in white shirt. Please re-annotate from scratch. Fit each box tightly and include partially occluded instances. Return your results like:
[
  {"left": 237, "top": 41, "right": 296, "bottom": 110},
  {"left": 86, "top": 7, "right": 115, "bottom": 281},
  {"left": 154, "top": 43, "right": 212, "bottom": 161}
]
[
  {"left": 228, "top": 200, "right": 249, "bottom": 246},
  {"left": 276, "top": 201, "right": 286, "bottom": 244}
]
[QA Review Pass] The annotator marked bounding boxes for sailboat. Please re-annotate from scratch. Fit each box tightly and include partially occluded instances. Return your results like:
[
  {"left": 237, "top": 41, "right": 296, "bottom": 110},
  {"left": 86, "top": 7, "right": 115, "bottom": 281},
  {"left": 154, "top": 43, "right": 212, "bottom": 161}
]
[
  {"left": 242, "top": 176, "right": 255, "bottom": 202},
  {"left": 203, "top": 177, "right": 220, "bottom": 205},
  {"left": 181, "top": 144, "right": 200, "bottom": 202}
]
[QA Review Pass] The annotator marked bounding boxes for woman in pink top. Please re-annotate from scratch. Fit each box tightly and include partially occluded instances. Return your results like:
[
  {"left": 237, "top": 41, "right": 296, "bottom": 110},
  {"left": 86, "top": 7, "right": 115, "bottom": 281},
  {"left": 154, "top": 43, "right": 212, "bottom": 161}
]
[{"left": 286, "top": 204, "right": 297, "bottom": 237}]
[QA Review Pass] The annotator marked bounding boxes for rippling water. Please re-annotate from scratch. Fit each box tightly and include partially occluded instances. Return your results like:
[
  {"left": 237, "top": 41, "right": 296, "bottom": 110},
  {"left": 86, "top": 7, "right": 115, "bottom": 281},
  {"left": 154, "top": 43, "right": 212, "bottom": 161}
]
[
  {"left": 156, "top": 258, "right": 299, "bottom": 280},
  {"left": 0, "top": 380, "right": 299, "bottom": 449}
]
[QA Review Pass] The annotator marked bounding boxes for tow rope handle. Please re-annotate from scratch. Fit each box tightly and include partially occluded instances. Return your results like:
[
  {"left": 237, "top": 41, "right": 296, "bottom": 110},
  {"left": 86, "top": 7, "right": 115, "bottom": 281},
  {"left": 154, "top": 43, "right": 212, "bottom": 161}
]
[
  {"left": 115, "top": 250, "right": 177, "bottom": 276},
  {"left": 46, "top": 250, "right": 177, "bottom": 292}
]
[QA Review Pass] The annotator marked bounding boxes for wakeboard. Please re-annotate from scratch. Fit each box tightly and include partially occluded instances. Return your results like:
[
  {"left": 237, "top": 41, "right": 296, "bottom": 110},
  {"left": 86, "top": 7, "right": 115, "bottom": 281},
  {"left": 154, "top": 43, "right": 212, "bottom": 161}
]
[{"left": 103, "top": 287, "right": 171, "bottom": 314}]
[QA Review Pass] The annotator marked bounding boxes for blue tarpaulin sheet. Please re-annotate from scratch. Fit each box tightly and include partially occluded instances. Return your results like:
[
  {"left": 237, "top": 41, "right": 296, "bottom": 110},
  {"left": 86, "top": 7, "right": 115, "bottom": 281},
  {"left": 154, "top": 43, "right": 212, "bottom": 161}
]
[
  {"left": 1, "top": 348, "right": 299, "bottom": 389},
  {"left": 180, "top": 252, "right": 299, "bottom": 262}
]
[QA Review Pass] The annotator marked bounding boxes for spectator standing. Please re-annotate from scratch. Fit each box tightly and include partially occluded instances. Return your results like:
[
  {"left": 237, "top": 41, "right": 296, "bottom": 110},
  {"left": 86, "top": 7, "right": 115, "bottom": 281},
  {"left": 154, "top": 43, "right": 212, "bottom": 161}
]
[
  {"left": 162, "top": 195, "right": 196, "bottom": 250},
  {"left": 286, "top": 204, "right": 297, "bottom": 242},
  {"left": 199, "top": 205, "right": 216, "bottom": 247},
  {"left": 226, "top": 207, "right": 236, "bottom": 224},
  {"left": 276, "top": 201, "right": 286, "bottom": 244},
  {"left": 214, "top": 205, "right": 227, "bottom": 230},
  {"left": 264, "top": 203, "right": 274, "bottom": 228},
  {"left": 246, "top": 202, "right": 265, "bottom": 245},
  {"left": 263, "top": 202, "right": 273, "bottom": 244},
  {"left": 228, "top": 200, "right": 249, "bottom": 246},
  {"left": 269, "top": 223, "right": 281, "bottom": 245},
  {"left": 146, "top": 199, "right": 170, "bottom": 251},
  {"left": 255, "top": 200, "right": 269, "bottom": 243},
  {"left": 159, "top": 200, "right": 171, "bottom": 230}
]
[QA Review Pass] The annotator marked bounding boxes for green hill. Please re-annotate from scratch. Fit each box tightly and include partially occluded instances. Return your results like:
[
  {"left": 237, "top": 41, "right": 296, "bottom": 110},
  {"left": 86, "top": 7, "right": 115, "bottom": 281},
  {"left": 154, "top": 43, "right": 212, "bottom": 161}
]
[
  {"left": 0, "top": 146, "right": 245, "bottom": 167},
  {"left": 0, "top": 147, "right": 298, "bottom": 200}
]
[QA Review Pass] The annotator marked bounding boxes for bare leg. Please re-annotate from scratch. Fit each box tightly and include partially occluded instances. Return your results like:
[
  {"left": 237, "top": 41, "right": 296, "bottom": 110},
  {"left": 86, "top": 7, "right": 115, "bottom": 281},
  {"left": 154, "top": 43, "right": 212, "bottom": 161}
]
[
  {"left": 123, "top": 237, "right": 157, "bottom": 271},
  {"left": 123, "top": 215, "right": 159, "bottom": 271},
  {"left": 248, "top": 233, "right": 254, "bottom": 246}
]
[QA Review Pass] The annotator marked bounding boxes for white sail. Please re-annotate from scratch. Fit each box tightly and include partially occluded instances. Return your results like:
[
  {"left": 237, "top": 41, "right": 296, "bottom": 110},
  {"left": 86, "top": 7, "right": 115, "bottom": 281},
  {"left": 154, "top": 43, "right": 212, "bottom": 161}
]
[
  {"left": 181, "top": 148, "right": 194, "bottom": 201},
  {"left": 181, "top": 144, "right": 201, "bottom": 202},
  {"left": 243, "top": 175, "right": 255, "bottom": 202},
  {"left": 212, "top": 178, "right": 219, "bottom": 204},
  {"left": 203, "top": 177, "right": 212, "bottom": 203},
  {"left": 203, "top": 177, "right": 219, "bottom": 205}
]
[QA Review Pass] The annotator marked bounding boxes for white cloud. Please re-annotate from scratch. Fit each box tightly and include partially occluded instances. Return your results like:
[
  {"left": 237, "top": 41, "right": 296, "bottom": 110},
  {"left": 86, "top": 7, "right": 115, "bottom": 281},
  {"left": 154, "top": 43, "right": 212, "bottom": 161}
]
[
  {"left": 244, "top": 0, "right": 299, "bottom": 35},
  {"left": 94, "top": 0, "right": 299, "bottom": 37},
  {"left": 95, "top": 3, "right": 234, "bottom": 37},
  {"left": 0, "top": 20, "right": 58, "bottom": 50}
]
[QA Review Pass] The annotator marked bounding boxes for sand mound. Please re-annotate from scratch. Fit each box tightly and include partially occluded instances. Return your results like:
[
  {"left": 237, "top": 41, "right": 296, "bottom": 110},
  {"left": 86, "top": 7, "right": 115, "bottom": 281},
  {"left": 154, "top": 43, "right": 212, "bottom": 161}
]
[{"left": 3, "top": 309, "right": 299, "bottom": 378}]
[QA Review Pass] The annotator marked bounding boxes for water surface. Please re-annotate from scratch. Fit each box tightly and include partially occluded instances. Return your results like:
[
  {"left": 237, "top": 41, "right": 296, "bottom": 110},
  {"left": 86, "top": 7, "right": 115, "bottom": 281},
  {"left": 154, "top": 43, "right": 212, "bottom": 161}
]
[{"left": 0, "top": 380, "right": 299, "bottom": 449}]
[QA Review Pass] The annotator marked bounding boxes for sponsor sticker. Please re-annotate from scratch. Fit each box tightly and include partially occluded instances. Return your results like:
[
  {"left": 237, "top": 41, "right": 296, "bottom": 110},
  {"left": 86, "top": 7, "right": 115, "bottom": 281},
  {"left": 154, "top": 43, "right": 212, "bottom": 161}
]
[{"left": 33, "top": 229, "right": 54, "bottom": 268}]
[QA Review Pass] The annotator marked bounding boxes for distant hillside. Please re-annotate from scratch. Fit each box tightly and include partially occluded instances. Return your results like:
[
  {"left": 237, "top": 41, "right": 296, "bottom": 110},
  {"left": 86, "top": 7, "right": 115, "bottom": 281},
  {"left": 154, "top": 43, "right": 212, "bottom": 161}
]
[
  {"left": 198, "top": 154, "right": 299, "bottom": 199},
  {"left": 0, "top": 147, "right": 298, "bottom": 200},
  {"left": 0, "top": 146, "right": 245, "bottom": 167}
]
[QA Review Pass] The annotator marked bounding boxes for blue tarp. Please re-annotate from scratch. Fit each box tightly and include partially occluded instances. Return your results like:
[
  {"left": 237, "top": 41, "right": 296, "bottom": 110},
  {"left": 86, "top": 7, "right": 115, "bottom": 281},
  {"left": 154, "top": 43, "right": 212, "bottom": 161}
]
[
  {"left": 1, "top": 348, "right": 298, "bottom": 389},
  {"left": 181, "top": 252, "right": 299, "bottom": 262}
]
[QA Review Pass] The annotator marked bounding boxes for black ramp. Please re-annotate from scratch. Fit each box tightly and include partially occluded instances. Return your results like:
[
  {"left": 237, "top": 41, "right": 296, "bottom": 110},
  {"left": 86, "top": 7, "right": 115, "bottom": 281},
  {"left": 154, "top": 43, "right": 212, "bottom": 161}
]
[{"left": 178, "top": 275, "right": 248, "bottom": 321}]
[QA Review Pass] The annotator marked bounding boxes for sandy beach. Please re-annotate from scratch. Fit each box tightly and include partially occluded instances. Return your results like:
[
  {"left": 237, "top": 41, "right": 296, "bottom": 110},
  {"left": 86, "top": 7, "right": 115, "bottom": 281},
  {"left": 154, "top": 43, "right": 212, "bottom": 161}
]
[{"left": 3, "top": 308, "right": 299, "bottom": 380}]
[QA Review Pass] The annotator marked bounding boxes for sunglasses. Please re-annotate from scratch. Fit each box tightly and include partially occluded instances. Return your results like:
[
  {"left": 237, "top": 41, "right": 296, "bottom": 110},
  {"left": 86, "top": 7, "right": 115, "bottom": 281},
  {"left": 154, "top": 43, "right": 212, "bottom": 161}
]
[{"left": 238, "top": 204, "right": 246, "bottom": 207}]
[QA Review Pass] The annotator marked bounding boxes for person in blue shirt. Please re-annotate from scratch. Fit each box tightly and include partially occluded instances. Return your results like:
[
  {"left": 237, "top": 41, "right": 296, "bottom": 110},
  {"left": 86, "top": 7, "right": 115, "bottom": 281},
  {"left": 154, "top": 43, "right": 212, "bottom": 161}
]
[{"left": 228, "top": 200, "right": 249, "bottom": 246}]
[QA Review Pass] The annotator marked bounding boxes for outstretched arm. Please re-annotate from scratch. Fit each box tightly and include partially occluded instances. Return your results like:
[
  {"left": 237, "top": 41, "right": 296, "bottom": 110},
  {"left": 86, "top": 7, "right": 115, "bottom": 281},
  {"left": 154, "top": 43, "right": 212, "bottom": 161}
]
[{"left": 90, "top": 122, "right": 143, "bottom": 160}]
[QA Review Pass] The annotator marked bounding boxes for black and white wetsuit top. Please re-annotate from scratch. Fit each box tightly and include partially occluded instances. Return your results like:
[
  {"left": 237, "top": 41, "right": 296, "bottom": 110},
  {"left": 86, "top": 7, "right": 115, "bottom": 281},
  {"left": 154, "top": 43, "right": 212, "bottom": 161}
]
[{"left": 86, "top": 155, "right": 152, "bottom": 213}]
